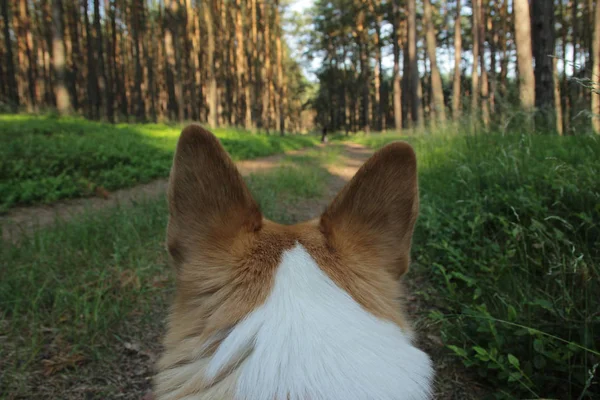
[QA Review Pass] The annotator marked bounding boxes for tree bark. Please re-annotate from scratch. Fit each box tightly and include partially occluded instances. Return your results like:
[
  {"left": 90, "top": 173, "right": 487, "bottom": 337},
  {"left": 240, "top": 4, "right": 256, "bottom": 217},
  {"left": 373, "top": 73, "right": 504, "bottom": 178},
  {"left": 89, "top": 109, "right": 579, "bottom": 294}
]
[
  {"left": 471, "top": 0, "right": 480, "bottom": 119},
  {"left": 165, "top": 0, "right": 184, "bottom": 122},
  {"left": 553, "top": 57, "right": 564, "bottom": 135},
  {"left": 369, "top": 0, "right": 383, "bottom": 131},
  {"left": 407, "top": 0, "right": 421, "bottom": 127},
  {"left": 514, "top": 0, "right": 535, "bottom": 111},
  {"left": 356, "top": 1, "right": 370, "bottom": 132},
  {"left": 261, "top": 0, "right": 272, "bottom": 132},
  {"left": 499, "top": 0, "right": 509, "bottom": 98},
  {"left": 132, "top": 0, "right": 145, "bottom": 120},
  {"left": 93, "top": 0, "right": 106, "bottom": 119},
  {"left": 488, "top": 4, "right": 497, "bottom": 113},
  {"left": 392, "top": 0, "right": 402, "bottom": 131},
  {"left": 2, "top": 0, "right": 19, "bottom": 109},
  {"left": 66, "top": 1, "right": 83, "bottom": 111},
  {"left": 104, "top": 0, "right": 115, "bottom": 122},
  {"left": 205, "top": 0, "right": 218, "bottom": 127},
  {"left": 532, "top": 0, "right": 556, "bottom": 132},
  {"left": 452, "top": 0, "right": 462, "bottom": 120},
  {"left": 592, "top": 0, "right": 600, "bottom": 133},
  {"left": 274, "top": 0, "right": 285, "bottom": 135},
  {"left": 479, "top": 0, "right": 489, "bottom": 128},
  {"left": 424, "top": 0, "right": 446, "bottom": 123},
  {"left": 83, "top": 0, "right": 97, "bottom": 118},
  {"left": 52, "top": 0, "right": 71, "bottom": 114},
  {"left": 17, "top": 0, "right": 36, "bottom": 110},
  {"left": 251, "top": 0, "right": 260, "bottom": 128}
]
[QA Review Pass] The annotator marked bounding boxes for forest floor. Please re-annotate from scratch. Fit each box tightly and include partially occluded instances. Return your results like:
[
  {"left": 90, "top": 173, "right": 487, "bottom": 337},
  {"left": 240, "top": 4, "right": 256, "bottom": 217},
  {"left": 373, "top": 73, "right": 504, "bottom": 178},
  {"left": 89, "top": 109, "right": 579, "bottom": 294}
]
[{"left": 1, "top": 141, "right": 485, "bottom": 399}]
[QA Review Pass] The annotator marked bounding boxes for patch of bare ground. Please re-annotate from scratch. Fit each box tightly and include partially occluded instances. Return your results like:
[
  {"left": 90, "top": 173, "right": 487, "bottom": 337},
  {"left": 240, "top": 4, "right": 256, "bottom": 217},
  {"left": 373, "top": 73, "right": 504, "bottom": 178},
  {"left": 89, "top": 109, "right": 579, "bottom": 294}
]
[{"left": 3, "top": 143, "right": 486, "bottom": 399}]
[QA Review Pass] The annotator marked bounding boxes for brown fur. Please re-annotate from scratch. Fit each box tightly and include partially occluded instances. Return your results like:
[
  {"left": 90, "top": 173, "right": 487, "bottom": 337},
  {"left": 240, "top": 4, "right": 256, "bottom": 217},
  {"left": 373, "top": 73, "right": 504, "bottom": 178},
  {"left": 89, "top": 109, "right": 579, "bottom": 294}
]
[{"left": 155, "top": 124, "right": 419, "bottom": 399}]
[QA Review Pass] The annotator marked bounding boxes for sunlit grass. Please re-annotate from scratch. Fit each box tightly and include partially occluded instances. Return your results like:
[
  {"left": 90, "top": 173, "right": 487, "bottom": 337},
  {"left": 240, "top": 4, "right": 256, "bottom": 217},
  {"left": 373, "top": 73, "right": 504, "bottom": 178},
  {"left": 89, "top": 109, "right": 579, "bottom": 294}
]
[{"left": 0, "top": 115, "right": 318, "bottom": 210}]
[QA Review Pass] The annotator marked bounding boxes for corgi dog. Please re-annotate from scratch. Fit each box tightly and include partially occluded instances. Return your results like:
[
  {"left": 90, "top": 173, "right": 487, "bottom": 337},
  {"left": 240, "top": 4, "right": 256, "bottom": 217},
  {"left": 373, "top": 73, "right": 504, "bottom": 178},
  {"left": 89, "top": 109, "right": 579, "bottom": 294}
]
[{"left": 154, "top": 125, "right": 434, "bottom": 400}]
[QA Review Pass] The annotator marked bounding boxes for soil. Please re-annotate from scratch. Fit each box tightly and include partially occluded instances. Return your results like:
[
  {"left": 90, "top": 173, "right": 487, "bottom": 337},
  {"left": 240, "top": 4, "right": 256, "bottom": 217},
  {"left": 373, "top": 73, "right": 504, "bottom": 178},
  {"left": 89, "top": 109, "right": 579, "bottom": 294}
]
[{"left": 2, "top": 142, "right": 486, "bottom": 399}]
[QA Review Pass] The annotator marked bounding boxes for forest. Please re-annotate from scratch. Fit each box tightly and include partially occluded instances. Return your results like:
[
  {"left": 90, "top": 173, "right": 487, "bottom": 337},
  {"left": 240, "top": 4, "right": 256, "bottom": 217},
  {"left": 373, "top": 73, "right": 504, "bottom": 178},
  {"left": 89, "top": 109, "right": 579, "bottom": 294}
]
[
  {"left": 1, "top": 0, "right": 600, "bottom": 134},
  {"left": 1, "top": 1, "right": 599, "bottom": 399}
]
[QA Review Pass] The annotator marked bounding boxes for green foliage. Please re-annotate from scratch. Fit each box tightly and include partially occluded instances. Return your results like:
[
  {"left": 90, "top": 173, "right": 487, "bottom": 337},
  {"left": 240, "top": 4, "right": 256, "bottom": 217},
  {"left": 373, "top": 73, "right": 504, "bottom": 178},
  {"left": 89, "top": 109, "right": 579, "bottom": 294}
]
[
  {"left": 0, "top": 115, "right": 318, "bottom": 211},
  {"left": 354, "top": 132, "right": 600, "bottom": 399}
]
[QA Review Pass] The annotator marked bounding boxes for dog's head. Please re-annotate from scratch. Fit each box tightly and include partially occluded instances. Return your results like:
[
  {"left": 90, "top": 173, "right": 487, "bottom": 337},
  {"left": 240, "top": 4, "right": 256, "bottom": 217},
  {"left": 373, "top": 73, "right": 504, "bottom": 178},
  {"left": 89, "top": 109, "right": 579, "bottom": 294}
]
[{"left": 156, "top": 124, "right": 433, "bottom": 400}]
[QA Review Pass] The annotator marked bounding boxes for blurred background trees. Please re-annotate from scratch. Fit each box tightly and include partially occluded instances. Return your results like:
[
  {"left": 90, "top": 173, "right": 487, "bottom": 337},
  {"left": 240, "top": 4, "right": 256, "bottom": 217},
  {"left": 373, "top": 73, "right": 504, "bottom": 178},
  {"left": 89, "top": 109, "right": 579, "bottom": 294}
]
[
  {"left": 1, "top": 0, "right": 600, "bottom": 134},
  {"left": 0, "top": 0, "right": 311, "bottom": 132}
]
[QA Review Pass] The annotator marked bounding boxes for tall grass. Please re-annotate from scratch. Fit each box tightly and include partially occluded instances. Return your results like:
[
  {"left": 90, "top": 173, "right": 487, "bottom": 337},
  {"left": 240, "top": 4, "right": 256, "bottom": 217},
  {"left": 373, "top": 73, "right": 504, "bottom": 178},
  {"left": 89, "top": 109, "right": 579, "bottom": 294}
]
[
  {"left": 353, "top": 132, "right": 600, "bottom": 399},
  {"left": 0, "top": 114, "right": 318, "bottom": 210}
]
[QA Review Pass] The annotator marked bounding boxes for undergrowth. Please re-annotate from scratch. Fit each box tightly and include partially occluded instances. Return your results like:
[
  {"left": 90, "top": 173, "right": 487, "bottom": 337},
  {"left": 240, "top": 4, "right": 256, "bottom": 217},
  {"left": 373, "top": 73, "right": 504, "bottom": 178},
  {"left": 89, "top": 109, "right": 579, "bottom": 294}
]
[
  {"left": 0, "top": 114, "right": 317, "bottom": 210},
  {"left": 352, "top": 132, "right": 600, "bottom": 399}
]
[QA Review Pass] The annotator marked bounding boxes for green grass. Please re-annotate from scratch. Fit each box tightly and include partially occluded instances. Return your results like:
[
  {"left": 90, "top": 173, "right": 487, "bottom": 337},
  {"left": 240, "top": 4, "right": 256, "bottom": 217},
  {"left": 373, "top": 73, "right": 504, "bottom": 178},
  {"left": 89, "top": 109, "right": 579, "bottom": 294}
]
[
  {"left": 0, "top": 145, "right": 339, "bottom": 397},
  {"left": 352, "top": 132, "right": 600, "bottom": 399},
  {"left": 0, "top": 114, "right": 318, "bottom": 210}
]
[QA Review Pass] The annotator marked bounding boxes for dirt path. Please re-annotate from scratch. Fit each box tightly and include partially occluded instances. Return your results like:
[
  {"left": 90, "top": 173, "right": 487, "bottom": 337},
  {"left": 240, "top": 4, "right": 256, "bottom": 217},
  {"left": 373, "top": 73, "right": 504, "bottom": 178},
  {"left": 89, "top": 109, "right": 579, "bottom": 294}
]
[{"left": 1, "top": 145, "right": 328, "bottom": 243}]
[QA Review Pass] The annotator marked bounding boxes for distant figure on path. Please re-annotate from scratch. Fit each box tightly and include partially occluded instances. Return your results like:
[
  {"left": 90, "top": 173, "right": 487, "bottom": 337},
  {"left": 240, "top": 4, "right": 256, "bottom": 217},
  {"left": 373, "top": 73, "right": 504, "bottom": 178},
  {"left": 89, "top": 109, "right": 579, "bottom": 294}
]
[{"left": 321, "top": 125, "right": 328, "bottom": 143}]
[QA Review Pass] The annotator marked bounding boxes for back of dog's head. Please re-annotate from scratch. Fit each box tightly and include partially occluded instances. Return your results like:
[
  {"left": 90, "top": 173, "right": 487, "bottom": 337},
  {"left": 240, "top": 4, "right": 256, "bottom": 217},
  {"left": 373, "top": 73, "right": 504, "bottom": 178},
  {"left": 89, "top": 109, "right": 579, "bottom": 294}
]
[{"left": 155, "top": 124, "right": 434, "bottom": 400}]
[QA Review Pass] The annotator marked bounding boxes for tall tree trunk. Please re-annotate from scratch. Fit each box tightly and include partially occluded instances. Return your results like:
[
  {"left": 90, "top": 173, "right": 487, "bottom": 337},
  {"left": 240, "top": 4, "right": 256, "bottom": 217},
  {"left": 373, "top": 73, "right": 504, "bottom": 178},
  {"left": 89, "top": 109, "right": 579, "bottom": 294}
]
[
  {"left": 571, "top": 0, "right": 579, "bottom": 107},
  {"left": 2, "top": 0, "right": 19, "bottom": 109},
  {"left": 132, "top": 0, "right": 145, "bottom": 120},
  {"left": 514, "top": 0, "right": 535, "bottom": 111},
  {"left": 553, "top": 57, "right": 564, "bottom": 135},
  {"left": 471, "top": 0, "right": 480, "bottom": 120},
  {"left": 182, "top": 2, "right": 195, "bottom": 121},
  {"left": 369, "top": 0, "right": 383, "bottom": 131},
  {"left": 184, "top": 0, "right": 197, "bottom": 120},
  {"left": 274, "top": 0, "right": 285, "bottom": 135},
  {"left": 356, "top": 2, "right": 370, "bottom": 132},
  {"left": 488, "top": 5, "right": 497, "bottom": 114},
  {"left": 52, "top": 0, "right": 71, "bottom": 114},
  {"left": 261, "top": 0, "right": 271, "bottom": 132},
  {"left": 17, "top": 0, "right": 36, "bottom": 111},
  {"left": 93, "top": 0, "right": 106, "bottom": 119},
  {"left": 237, "top": 0, "right": 252, "bottom": 129},
  {"left": 205, "top": 0, "right": 217, "bottom": 127},
  {"left": 424, "top": 0, "right": 446, "bottom": 123},
  {"left": 532, "top": 0, "right": 556, "bottom": 132},
  {"left": 147, "top": 3, "right": 157, "bottom": 122},
  {"left": 499, "top": 0, "right": 509, "bottom": 98},
  {"left": 165, "top": 0, "right": 184, "bottom": 122},
  {"left": 560, "top": 0, "right": 570, "bottom": 133},
  {"left": 251, "top": 0, "right": 260, "bottom": 128},
  {"left": 0, "top": 24, "right": 5, "bottom": 100},
  {"left": 592, "top": 0, "right": 600, "bottom": 133},
  {"left": 104, "top": 0, "right": 115, "bottom": 122},
  {"left": 392, "top": 0, "right": 403, "bottom": 131},
  {"left": 407, "top": 0, "right": 421, "bottom": 127},
  {"left": 83, "top": 0, "right": 97, "bottom": 118},
  {"left": 479, "top": 0, "right": 489, "bottom": 128},
  {"left": 67, "top": 1, "right": 83, "bottom": 112},
  {"left": 452, "top": 0, "right": 462, "bottom": 120}
]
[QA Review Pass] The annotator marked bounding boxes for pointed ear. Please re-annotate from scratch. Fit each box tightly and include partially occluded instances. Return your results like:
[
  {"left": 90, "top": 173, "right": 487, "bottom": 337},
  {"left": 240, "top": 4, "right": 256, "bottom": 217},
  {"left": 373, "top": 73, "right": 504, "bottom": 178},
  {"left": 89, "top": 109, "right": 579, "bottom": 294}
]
[
  {"left": 320, "top": 142, "right": 419, "bottom": 278},
  {"left": 166, "top": 124, "right": 262, "bottom": 265}
]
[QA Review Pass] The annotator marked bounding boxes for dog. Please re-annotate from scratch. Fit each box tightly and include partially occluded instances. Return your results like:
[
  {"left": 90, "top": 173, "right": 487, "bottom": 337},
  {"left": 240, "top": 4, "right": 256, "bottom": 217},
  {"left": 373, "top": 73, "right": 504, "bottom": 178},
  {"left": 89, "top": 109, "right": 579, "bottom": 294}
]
[{"left": 153, "top": 124, "right": 434, "bottom": 400}]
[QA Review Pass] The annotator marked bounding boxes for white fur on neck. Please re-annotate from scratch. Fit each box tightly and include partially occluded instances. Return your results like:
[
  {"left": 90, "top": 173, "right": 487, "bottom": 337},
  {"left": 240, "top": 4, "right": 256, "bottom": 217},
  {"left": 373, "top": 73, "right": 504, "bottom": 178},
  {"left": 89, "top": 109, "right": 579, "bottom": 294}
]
[{"left": 206, "top": 243, "right": 434, "bottom": 400}]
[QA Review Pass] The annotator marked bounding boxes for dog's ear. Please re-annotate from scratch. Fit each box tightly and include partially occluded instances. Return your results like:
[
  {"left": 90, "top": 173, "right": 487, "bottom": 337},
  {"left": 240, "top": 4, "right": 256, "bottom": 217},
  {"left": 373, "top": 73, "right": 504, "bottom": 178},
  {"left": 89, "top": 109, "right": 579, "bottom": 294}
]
[
  {"left": 320, "top": 142, "right": 419, "bottom": 278},
  {"left": 166, "top": 124, "right": 262, "bottom": 265}
]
